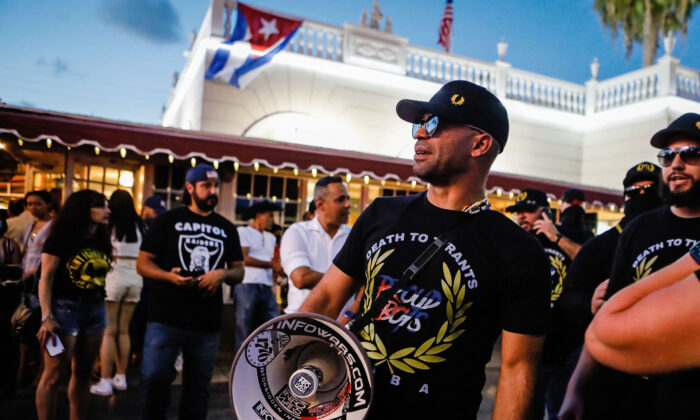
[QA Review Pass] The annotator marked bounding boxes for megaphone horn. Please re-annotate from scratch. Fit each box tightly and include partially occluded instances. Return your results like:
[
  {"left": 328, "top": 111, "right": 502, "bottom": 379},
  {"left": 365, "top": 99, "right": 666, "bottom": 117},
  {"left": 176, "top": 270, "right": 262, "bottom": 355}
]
[{"left": 230, "top": 313, "right": 374, "bottom": 420}]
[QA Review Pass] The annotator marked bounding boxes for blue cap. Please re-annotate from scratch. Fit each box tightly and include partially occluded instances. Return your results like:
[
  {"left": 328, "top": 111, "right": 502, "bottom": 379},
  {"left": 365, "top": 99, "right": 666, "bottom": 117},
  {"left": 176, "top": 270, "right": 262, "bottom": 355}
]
[
  {"left": 186, "top": 163, "right": 219, "bottom": 184},
  {"left": 144, "top": 196, "right": 166, "bottom": 215}
]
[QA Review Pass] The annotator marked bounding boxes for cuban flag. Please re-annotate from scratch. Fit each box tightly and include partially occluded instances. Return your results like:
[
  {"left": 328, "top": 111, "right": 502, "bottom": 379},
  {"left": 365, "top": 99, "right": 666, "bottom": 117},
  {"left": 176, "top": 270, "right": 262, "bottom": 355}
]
[{"left": 205, "top": 3, "right": 303, "bottom": 89}]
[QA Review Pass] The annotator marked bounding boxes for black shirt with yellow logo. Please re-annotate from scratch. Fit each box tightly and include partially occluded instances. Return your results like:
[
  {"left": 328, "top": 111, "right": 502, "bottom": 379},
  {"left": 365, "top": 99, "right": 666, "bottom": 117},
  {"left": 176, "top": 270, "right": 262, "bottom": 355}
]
[
  {"left": 43, "top": 234, "right": 111, "bottom": 300},
  {"left": 333, "top": 192, "right": 550, "bottom": 419}
]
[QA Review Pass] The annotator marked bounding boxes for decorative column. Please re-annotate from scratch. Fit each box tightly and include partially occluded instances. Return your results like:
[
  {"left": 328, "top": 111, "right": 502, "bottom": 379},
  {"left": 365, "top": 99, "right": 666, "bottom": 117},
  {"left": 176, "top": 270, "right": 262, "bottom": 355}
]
[
  {"left": 657, "top": 31, "right": 679, "bottom": 97},
  {"left": 585, "top": 57, "right": 600, "bottom": 115},
  {"left": 495, "top": 38, "right": 510, "bottom": 99}
]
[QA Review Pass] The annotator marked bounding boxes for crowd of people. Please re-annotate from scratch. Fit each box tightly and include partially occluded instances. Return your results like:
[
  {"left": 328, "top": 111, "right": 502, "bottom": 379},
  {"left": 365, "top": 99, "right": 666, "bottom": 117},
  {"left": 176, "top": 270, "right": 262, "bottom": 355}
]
[{"left": 0, "top": 80, "right": 697, "bottom": 420}]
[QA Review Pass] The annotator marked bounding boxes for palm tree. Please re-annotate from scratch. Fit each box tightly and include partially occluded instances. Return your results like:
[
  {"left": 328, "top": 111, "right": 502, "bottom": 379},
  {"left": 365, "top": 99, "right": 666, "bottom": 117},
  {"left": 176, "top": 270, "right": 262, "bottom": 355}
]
[{"left": 594, "top": 0, "right": 699, "bottom": 67}]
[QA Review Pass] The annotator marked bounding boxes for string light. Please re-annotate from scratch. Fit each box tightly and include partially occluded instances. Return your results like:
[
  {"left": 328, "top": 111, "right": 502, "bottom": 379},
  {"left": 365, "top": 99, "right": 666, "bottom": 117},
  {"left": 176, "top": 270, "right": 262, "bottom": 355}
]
[
  {"left": 145, "top": 154, "right": 150, "bottom": 160},
  {"left": 273, "top": 168, "right": 278, "bottom": 174},
  {"left": 254, "top": 162, "right": 260, "bottom": 171},
  {"left": 363, "top": 175, "right": 369, "bottom": 185},
  {"left": 311, "top": 168, "right": 317, "bottom": 177},
  {"left": 346, "top": 173, "right": 351, "bottom": 182},
  {"left": 234, "top": 162, "right": 239, "bottom": 171},
  {"left": 67, "top": 146, "right": 71, "bottom": 151},
  {"left": 17, "top": 138, "right": 23, "bottom": 146},
  {"left": 120, "top": 147, "right": 127, "bottom": 158},
  {"left": 94, "top": 146, "right": 100, "bottom": 155},
  {"left": 293, "top": 168, "right": 299, "bottom": 176},
  {"left": 411, "top": 180, "right": 417, "bottom": 188},
  {"left": 46, "top": 138, "right": 52, "bottom": 149},
  {"left": 496, "top": 188, "right": 502, "bottom": 197},
  {"left": 381, "top": 180, "right": 386, "bottom": 186},
  {"left": 213, "top": 160, "right": 219, "bottom": 169},
  {"left": 168, "top": 155, "right": 174, "bottom": 163},
  {"left": 190, "top": 157, "right": 196, "bottom": 167}
]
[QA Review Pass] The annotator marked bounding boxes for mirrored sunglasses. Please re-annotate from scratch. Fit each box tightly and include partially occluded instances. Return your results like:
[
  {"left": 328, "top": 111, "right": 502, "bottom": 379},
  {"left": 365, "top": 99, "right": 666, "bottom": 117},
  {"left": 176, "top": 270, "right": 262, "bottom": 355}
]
[
  {"left": 657, "top": 145, "right": 700, "bottom": 167},
  {"left": 624, "top": 184, "right": 656, "bottom": 197}
]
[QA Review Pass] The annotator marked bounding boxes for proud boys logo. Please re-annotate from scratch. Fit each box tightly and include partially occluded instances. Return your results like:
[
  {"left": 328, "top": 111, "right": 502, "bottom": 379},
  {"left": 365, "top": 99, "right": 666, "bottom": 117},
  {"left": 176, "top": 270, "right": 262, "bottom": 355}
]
[{"left": 178, "top": 233, "right": 224, "bottom": 273}]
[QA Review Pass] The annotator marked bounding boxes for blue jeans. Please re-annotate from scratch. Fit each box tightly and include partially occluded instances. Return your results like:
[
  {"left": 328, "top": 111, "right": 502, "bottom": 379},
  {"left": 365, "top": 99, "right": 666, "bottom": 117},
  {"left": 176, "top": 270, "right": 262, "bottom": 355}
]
[
  {"left": 233, "top": 283, "right": 280, "bottom": 353},
  {"left": 141, "top": 322, "right": 219, "bottom": 420},
  {"left": 53, "top": 298, "right": 106, "bottom": 337}
]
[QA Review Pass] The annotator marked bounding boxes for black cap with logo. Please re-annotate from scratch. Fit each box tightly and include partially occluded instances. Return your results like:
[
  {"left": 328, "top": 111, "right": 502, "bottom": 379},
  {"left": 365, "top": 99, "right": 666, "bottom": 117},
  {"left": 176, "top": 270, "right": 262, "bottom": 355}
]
[
  {"left": 623, "top": 161, "right": 662, "bottom": 188},
  {"left": 395, "top": 80, "right": 509, "bottom": 152},
  {"left": 650, "top": 112, "right": 700, "bottom": 148},
  {"left": 505, "top": 188, "right": 549, "bottom": 213}
]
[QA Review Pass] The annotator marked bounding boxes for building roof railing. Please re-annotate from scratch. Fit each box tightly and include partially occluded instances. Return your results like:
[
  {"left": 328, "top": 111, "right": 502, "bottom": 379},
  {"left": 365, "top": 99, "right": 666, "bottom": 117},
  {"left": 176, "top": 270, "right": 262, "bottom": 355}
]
[{"left": 194, "top": 1, "right": 699, "bottom": 116}]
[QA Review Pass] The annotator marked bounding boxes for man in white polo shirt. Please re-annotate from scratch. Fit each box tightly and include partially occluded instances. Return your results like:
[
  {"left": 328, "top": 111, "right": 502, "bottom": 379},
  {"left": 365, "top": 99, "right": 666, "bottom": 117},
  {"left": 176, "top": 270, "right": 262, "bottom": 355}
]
[
  {"left": 281, "top": 176, "right": 351, "bottom": 313},
  {"left": 234, "top": 200, "right": 282, "bottom": 352}
]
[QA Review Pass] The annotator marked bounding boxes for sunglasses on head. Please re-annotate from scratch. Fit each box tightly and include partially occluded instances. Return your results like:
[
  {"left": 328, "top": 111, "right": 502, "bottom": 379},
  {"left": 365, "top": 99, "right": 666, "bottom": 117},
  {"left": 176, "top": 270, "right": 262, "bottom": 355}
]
[
  {"left": 656, "top": 145, "right": 700, "bottom": 167},
  {"left": 624, "top": 183, "right": 655, "bottom": 197},
  {"left": 411, "top": 115, "right": 486, "bottom": 139}
]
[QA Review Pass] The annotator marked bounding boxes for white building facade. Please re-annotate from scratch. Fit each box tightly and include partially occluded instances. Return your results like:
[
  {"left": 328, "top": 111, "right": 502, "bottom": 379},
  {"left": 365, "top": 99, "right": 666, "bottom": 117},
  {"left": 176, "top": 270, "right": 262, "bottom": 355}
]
[{"left": 163, "top": 0, "right": 700, "bottom": 192}]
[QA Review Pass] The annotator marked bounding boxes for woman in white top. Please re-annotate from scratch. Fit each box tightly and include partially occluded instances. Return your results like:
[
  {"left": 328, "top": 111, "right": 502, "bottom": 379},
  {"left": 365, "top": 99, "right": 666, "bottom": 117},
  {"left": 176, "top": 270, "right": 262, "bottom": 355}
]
[{"left": 91, "top": 190, "right": 144, "bottom": 396}]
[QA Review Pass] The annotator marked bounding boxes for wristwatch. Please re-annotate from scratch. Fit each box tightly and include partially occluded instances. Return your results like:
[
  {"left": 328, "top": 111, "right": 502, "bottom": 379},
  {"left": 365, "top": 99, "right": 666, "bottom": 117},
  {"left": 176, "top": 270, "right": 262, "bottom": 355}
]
[
  {"left": 41, "top": 314, "right": 55, "bottom": 323},
  {"left": 691, "top": 241, "right": 700, "bottom": 265}
]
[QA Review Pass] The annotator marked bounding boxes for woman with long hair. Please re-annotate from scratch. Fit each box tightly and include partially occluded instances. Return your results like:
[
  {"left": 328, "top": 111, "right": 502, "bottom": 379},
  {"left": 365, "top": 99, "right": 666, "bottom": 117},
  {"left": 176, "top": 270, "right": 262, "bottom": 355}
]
[
  {"left": 35, "top": 190, "right": 111, "bottom": 420},
  {"left": 91, "top": 190, "right": 145, "bottom": 396}
]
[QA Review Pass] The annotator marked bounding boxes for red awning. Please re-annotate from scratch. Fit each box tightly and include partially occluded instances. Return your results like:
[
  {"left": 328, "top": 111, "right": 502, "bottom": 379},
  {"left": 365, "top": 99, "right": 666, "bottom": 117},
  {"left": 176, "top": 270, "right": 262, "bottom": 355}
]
[{"left": 0, "top": 105, "right": 623, "bottom": 206}]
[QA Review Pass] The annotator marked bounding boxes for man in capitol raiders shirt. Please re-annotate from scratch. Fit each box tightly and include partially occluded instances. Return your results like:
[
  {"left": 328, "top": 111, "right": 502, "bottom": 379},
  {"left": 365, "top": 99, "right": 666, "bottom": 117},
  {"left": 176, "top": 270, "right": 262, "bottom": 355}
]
[
  {"left": 233, "top": 200, "right": 282, "bottom": 353},
  {"left": 281, "top": 176, "right": 351, "bottom": 313},
  {"left": 137, "top": 163, "right": 243, "bottom": 420}
]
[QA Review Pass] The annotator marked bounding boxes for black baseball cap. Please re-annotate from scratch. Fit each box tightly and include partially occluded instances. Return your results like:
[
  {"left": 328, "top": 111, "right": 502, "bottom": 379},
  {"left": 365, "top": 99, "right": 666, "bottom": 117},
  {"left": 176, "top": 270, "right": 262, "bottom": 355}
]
[
  {"left": 396, "top": 80, "right": 509, "bottom": 152},
  {"left": 650, "top": 113, "right": 700, "bottom": 148},
  {"left": 562, "top": 188, "right": 585, "bottom": 204},
  {"left": 505, "top": 188, "right": 549, "bottom": 213},
  {"left": 623, "top": 161, "right": 661, "bottom": 187}
]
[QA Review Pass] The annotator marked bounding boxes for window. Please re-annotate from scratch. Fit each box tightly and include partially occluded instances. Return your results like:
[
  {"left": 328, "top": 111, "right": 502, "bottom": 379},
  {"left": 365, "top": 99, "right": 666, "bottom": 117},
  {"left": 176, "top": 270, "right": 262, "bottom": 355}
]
[
  {"left": 234, "top": 173, "right": 301, "bottom": 226},
  {"left": 73, "top": 163, "right": 135, "bottom": 198},
  {"left": 152, "top": 163, "right": 187, "bottom": 209}
]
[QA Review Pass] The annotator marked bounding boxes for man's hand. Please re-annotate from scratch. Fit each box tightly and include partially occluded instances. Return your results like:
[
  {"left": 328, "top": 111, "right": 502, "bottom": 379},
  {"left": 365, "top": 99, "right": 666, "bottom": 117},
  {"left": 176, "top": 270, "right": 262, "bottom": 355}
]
[
  {"left": 168, "top": 268, "right": 195, "bottom": 287},
  {"left": 198, "top": 268, "right": 226, "bottom": 296},
  {"left": 591, "top": 279, "right": 608, "bottom": 315},
  {"left": 533, "top": 211, "right": 559, "bottom": 242}
]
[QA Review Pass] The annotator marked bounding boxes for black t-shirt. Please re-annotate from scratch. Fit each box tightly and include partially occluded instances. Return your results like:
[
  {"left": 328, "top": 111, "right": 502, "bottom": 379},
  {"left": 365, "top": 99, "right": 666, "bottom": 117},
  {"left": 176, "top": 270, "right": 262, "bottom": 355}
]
[
  {"left": 537, "top": 234, "right": 573, "bottom": 365},
  {"left": 140, "top": 207, "right": 242, "bottom": 332},
  {"left": 43, "top": 233, "right": 111, "bottom": 300},
  {"left": 606, "top": 206, "right": 700, "bottom": 297},
  {"left": 604, "top": 205, "right": 700, "bottom": 418},
  {"left": 557, "top": 223, "right": 623, "bottom": 353},
  {"left": 333, "top": 193, "right": 550, "bottom": 419}
]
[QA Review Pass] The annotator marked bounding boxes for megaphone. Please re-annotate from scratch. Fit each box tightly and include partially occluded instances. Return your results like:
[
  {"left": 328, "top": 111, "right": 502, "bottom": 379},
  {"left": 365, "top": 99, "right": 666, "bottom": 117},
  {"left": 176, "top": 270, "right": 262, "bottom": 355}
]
[{"left": 229, "top": 313, "right": 374, "bottom": 419}]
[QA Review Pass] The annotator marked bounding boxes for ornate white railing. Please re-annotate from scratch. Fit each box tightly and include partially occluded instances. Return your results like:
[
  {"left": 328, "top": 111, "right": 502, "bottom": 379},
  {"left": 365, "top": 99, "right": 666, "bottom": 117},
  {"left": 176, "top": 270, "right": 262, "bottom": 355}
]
[
  {"left": 594, "top": 65, "right": 659, "bottom": 111},
  {"left": 286, "top": 21, "right": 344, "bottom": 61},
  {"left": 209, "top": 1, "right": 699, "bottom": 115},
  {"left": 405, "top": 45, "right": 497, "bottom": 91},
  {"left": 507, "top": 68, "right": 586, "bottom": 114},
  {"left": 677, "top": 65, "right": 700, "bottom": 102}
]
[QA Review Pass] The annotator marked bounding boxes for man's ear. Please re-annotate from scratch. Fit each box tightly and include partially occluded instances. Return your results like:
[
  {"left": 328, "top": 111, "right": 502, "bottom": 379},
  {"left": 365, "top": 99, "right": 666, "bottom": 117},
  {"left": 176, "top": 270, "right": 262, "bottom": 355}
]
[
  {"left": 185, "top": 182, "right": 195, "bottom": 194},
  {"left": 470, "top": 134, "right": 496, "bottom": 158}
]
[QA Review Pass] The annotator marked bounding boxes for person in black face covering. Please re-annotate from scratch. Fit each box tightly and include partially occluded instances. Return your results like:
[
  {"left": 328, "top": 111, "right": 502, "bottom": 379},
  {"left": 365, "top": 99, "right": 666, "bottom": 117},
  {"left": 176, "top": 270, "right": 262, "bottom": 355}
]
[
  {"left": 556, "top": 161, "right": 663, "bottom": 419},
  {"left": 558, "top": 189, "right": 595, "bottom": 245}
]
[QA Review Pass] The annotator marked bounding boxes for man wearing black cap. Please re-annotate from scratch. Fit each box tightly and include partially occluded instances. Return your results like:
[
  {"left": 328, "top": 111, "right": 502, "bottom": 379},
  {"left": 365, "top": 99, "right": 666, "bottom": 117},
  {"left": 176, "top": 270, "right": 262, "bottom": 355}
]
[
  {"left": 300, "top": 81, "right": 551, "bottom": 419},
  {"left": 137, "top": 163, "right": 244, "bottom": 419},
  {"left": 233, "top": 200, "right": 282, "bottom": 353},
  {"left": 548, "top": 162, "right": 663, "bottom": 419},
  {"left": 560, "top": 113, "right": 700, "bottom": 420}
]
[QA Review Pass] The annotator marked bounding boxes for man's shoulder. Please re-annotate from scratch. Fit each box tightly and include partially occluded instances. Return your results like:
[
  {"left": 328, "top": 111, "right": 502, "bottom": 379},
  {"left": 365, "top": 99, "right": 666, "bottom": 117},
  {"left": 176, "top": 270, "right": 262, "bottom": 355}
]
[{"left": 621, "top": 206, "right": 668, "bottom": 236}]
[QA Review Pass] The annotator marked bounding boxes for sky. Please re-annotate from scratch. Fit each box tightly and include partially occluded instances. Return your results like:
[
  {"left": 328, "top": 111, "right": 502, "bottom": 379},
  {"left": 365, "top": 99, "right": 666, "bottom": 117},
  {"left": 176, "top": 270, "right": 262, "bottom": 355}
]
[{"left": 1, "top": 0, "right": 699, "bottom": 125}]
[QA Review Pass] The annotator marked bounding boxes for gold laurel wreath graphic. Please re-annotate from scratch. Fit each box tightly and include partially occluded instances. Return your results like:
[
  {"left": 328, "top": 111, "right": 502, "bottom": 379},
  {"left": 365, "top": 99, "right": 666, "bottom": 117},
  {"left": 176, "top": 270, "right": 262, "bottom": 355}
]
[
  {"left": 360, "top": 259, "right": 472, "bottom": 374},
  {"left": 633, "top": 255, "right": 658, "bottom": 282},
  {"left": 549, "top": 256, "right": 566, "bottom": 302}
]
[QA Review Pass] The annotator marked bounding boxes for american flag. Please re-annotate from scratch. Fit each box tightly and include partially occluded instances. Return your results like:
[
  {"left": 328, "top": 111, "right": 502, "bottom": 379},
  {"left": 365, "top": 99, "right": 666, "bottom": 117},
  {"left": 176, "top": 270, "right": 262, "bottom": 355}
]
[{"left": 438, "top": 0, "right": 453, "bottom": 52}]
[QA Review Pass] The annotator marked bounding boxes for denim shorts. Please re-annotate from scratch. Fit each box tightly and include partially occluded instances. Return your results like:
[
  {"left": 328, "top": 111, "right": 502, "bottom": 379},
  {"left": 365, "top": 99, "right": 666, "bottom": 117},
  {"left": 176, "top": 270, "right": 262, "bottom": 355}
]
[{"left": 53, "top": 298, "right": 106, "bottom": 337}]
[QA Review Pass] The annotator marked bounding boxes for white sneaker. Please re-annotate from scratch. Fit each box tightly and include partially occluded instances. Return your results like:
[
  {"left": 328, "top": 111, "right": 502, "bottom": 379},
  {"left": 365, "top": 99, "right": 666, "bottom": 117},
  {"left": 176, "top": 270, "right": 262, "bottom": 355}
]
[
  {"left": 111, "top": 374, "right": 127, "bottom": 391},
  {"left": 90, "top": 378, "right": 113, "bottom": 396},
  {"left": 174, "top": 352, "right": 184, "bottom": 372}
]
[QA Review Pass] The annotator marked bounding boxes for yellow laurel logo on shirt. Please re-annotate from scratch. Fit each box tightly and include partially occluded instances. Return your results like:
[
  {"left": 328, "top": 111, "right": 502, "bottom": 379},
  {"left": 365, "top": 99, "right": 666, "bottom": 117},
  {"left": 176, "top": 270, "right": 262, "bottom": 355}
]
[
  {"left": 549, "top": 256, "right": 567, "bottom": 302},
  {"left": 66, "top": 249, "right": 110, "bottom": 290},
  {"left": 360, "top": 252, "right": 472, "bottom": 375},
  {"left": 450, "top": 94, "right": 465, "bottom": 106},
  {"left": 636, "top": 163, "right": 655, "bottom": 172}
]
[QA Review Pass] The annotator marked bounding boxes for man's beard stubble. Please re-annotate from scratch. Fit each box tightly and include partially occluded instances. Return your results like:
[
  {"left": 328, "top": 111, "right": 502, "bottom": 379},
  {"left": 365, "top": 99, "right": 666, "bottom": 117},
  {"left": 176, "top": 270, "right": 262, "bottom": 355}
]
[
  {"left": 661, "top": 177, "right": 700, "bottom": 208},
  {"left": 194, "top": 194, "right": 219, "bottom": 212}
]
